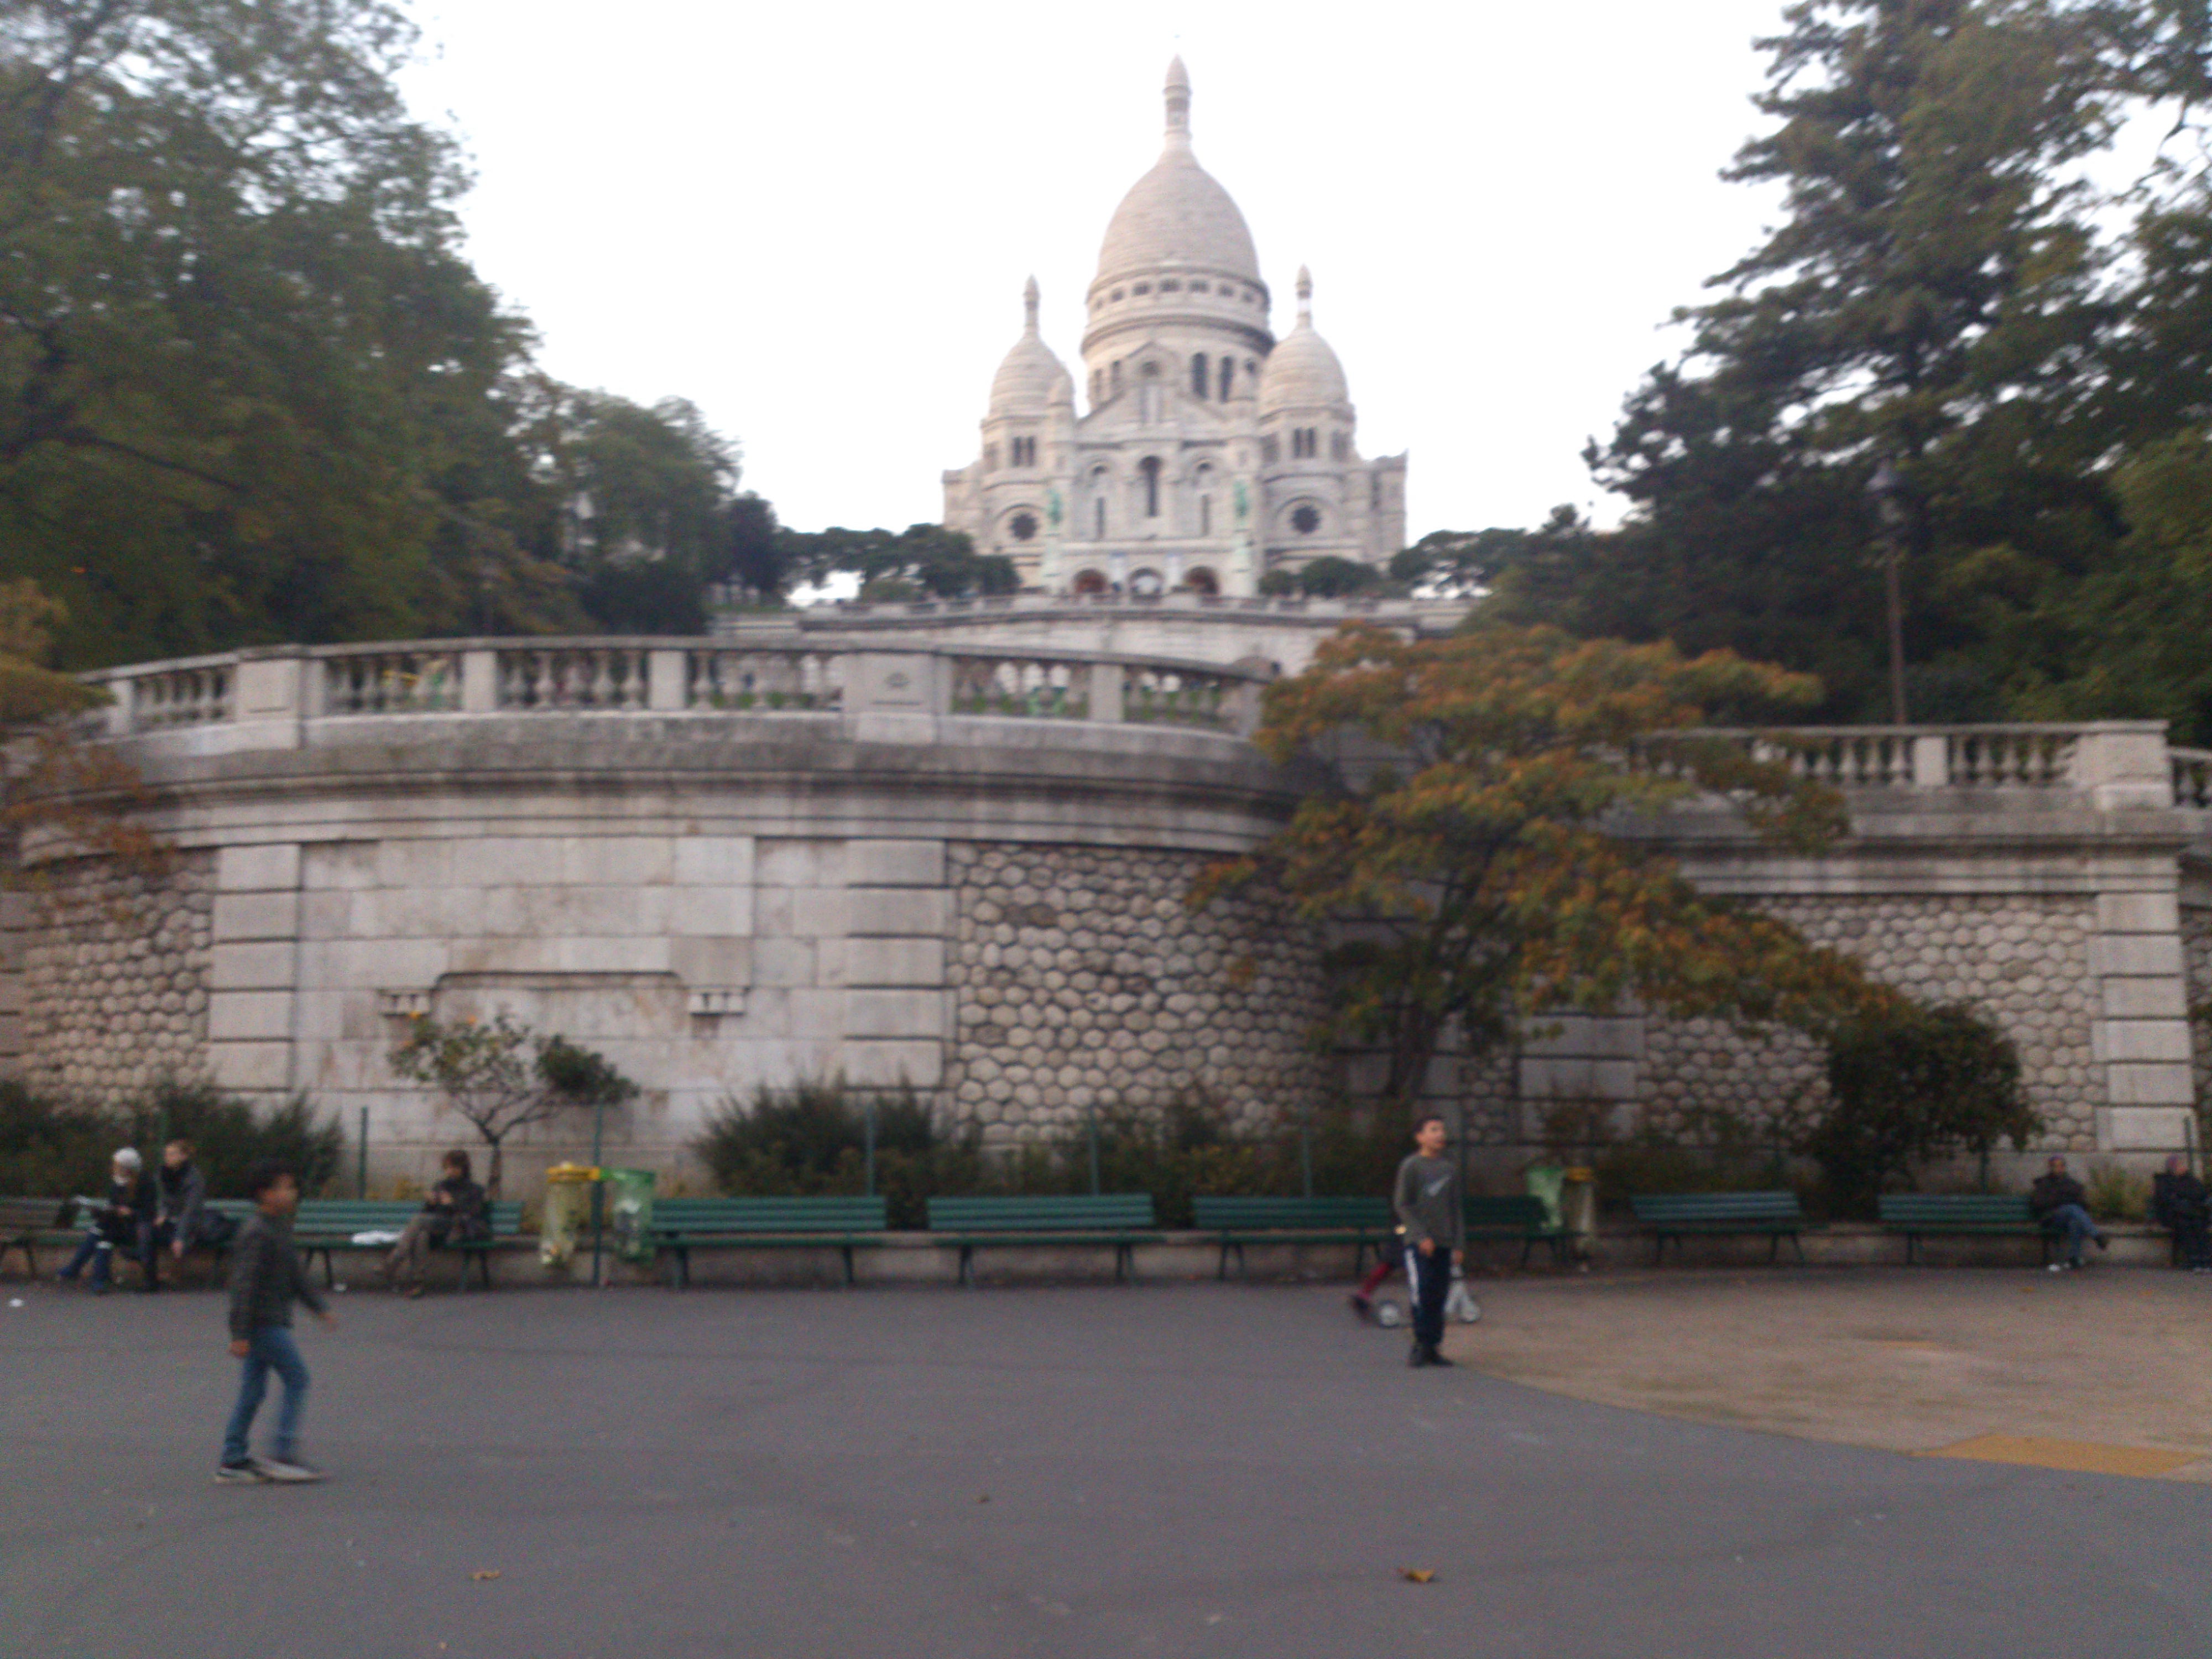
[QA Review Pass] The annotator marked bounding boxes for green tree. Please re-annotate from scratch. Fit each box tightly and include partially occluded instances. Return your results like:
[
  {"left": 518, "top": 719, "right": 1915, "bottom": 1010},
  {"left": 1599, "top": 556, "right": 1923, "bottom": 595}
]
[
  {"left": 388, "top": 1014, "right": 635, "bottom": 1196},
  {"left": 1521, "top": 1, "right": 2142, "bottom": 723},
  {"left": 1194, "top": 621, "right": 1890, "bottom": 1105},
  {"left": 1809, "top": 1000, "right": 2039, "bottom": 1211},
  {"left": 776, "top": 524, "right": 1016, "bottom": 601}
]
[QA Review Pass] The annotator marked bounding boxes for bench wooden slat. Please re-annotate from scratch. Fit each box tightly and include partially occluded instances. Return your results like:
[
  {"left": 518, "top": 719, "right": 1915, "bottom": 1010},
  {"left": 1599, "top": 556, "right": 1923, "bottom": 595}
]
[
  {"left": 1877, "top": 1193, "right": 2050, "bottom": 1264},
  {"left": 926, "top": 1194, "right": 1159, "bottom": 1286},
  {"left": 1191, "top": 1194, "right": 1396, "bottom": 1279},
  {"left": 1631, "top": 1190, "right": 1807, "bottom": 1265},
  {"left": 648, "top": 1197, "right": 891, "bottom": 1287}
]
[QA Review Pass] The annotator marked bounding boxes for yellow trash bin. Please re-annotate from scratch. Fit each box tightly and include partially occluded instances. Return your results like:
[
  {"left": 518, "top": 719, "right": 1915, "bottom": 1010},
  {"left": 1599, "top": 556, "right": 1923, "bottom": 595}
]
[{"left": 541, "top": 1163, "right": 599, "bottom": 1269}]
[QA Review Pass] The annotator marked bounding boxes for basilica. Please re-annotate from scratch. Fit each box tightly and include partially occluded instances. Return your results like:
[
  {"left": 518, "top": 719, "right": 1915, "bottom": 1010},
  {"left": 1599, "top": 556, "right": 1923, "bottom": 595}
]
[{"left": 941, "top": 60, "right": 1407, "bottom": 597}]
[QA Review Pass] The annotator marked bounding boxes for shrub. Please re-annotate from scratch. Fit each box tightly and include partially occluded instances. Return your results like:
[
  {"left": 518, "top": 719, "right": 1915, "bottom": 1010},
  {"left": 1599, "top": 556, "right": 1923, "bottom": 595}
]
[
  {"left": 2085, "top": 1160, "right": 2150, "bottom": 1223},
  {"left": 138, "top": 1079, "right": 345, "bottom": 1198},
  {"left": 1808, "top": 1001, "right": 2040, "bottom": 1216},
  {"left": 0, "top": 1078, "right": 345, "bottom": 1199},
  {"left": 0, "top": 1082, "right": 117, "bottom": 1196},
  {"left": 693, "top": 1080, "right": 1415, "bottom": 1227}
]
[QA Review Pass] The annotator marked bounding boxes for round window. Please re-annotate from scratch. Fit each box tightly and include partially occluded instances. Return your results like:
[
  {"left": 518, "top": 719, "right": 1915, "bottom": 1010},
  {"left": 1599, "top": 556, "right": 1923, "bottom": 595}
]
[
  {"left": 1009, "top": 512, "right": 1039, "bottom": 542},
  {"left": 1291, "top": 505, "right": 1322, "bottom": 535}
]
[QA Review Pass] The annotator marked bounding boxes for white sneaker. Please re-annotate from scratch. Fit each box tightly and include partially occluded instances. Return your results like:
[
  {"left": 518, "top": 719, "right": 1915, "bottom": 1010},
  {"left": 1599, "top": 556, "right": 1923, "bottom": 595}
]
[{"left": 254, "top": 1457, "right": 324, "bottom": 1484}]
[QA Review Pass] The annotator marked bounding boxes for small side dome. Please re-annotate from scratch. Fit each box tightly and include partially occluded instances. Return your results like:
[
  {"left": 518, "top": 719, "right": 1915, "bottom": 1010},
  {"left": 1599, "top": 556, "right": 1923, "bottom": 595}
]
[
  {"left": 1258, "top": 267, "right": 1349, "bottom": 416},
  {"left": 989, "top": 276, "right": 1068, "bottom": 416}
]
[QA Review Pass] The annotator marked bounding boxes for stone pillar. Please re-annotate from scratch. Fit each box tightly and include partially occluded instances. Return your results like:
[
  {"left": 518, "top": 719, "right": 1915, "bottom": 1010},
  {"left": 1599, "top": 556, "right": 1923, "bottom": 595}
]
[
  {"left": 842, "top": 840, "right": 951, "bottom": 1095},
  {"left": 208, "top": 844, "right": 303, "bottom": 1100},
  {"left": 2089, "top": 888, "right": 2197, "bottom": 1152},
  {"left": 0, "top": 887, "right": 25, "bottom": 1079}
]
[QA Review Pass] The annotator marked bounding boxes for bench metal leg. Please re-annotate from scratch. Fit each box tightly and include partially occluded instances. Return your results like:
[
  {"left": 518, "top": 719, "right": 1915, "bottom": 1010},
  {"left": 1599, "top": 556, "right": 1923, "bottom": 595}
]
[
  {"left": 842, "top": 1244, "right": 855, "bottom": 1287},
  {"left": 958, "top": 1244, "right": 975, "bottom": 1288}
]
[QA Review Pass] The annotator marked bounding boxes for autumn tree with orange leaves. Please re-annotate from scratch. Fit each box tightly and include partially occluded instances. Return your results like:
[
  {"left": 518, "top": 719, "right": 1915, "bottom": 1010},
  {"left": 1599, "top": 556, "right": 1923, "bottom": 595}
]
[
  {"left": 1195, "top": 621, "right": 1896, "bottom": 1106},
  {"left": 0, "top": 580, "right": 166, "bottom": 881}
]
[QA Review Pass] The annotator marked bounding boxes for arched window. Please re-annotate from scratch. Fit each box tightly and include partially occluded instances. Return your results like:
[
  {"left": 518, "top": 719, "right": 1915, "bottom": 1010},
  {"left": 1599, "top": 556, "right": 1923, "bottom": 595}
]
[
  {"left": 1140, "top": 456, "right": 1161, "bottom": 518},
  {"left": 1218, "top": 357, "right": 1233, "bottom": 400},
  {"left": 1200, "top": 494, "right": 1212, "bottom": 535},
  {"left": 1089, "top": 369, "right": 1102, "bottom": 404},
  {"left": 1191, "top": 353, "right": 1209, "bottom": 399},
  {"left": 1094, "top": 497, "right": 1106, "bottom": 539},
  {"left": 1130, "top": 567, "right": 1165, "bottom": 597},
  {"left": 1186, "top": 567, "right": 1219, "bottom": 596},
  {"left": 1074, "top": 568, "right": 1109, "bottom": 596},
  {"left": 1111, "top": 360, "right": 1123, "bottom": 394}
]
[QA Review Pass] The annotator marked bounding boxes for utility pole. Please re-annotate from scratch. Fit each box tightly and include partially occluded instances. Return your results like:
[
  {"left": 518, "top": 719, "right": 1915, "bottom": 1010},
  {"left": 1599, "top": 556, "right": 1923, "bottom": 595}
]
[{"left": 1868, "top": 460, "right": 1909, "bottom": 726}]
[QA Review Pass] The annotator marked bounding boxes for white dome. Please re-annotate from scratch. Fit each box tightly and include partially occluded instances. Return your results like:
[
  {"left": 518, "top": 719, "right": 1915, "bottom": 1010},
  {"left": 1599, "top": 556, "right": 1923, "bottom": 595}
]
[
  {"left": 1094, "top": 60, "right": 1261, "bottom": 286},
  {"left": 1259, "top": 268, "right": 1349, "bottom": 415},
  {"left": 989, "top": 277, "right": 1068, "bottom": 416}
]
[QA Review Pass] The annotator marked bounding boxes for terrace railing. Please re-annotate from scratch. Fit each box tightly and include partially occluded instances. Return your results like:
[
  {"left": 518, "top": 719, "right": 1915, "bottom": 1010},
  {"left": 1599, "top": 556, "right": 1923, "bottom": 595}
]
[{"left": 84, "top": 637, "right": 1267, "bottom": 744}]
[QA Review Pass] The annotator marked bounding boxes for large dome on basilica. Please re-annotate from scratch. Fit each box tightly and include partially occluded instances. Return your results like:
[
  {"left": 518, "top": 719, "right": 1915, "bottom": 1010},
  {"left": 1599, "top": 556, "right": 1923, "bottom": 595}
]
[{"left": 1093, "top": 58, "right": 1261, "bottom": 287}]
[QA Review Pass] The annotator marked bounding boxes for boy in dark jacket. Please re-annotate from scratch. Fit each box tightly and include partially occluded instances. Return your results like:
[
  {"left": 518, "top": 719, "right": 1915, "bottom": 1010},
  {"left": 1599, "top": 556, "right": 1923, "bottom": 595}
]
[
  {"left": 59, "top": 1148, "right": 157, "bottom": 1294},
  {"left": 218, "top": 1161, "right": 335, "bottom": 1484}
]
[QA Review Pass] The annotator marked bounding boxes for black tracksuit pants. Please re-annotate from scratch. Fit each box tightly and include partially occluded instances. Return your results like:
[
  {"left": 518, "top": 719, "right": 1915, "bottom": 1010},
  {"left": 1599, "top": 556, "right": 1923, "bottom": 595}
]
[{"left": 1404, "top": 1241, "right": 1452, "bottom": 1350}]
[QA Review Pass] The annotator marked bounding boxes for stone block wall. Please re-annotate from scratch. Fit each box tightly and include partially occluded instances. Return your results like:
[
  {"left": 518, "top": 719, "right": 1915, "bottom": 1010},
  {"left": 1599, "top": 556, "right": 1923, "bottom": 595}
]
[
  {"left": 941, "top": 842, "right": 1327, "bottom": 1133},
  {"left": 19, "top": 852, "right": 213, "bottom": 1100},
  {"left": 1638, "top": 895, "right": 2099, "bottom": 1150}
]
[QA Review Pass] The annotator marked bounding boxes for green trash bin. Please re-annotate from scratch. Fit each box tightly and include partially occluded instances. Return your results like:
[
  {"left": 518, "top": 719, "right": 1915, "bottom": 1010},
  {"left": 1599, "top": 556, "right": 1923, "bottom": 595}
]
[
  {"left": 602, "top": 1166, "right": 657, "bottom": 1266},
  {"left": 1524, "top": 1161, "right": 1567, "bottom": 1232}
]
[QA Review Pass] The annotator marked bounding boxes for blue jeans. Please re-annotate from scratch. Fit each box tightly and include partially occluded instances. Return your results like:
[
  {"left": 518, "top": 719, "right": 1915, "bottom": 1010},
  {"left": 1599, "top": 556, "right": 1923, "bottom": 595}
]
[
  {"left": 222, "top": 1326, "right": 309, "bottom": 1465},
  {"left": 2044, "top": 1203, "right": 2099, "bottom": 1264},
  {"left": 61, "top": 1222, "right": 150, "bottom": 1286}
]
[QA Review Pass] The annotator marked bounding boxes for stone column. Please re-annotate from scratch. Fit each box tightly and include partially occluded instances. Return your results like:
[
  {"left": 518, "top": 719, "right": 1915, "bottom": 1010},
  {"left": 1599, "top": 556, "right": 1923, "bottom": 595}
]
[
  {"left": 2089, "top": 888, "right": 2197, "bottom": 1152},
  {"left": 0, "top": 888, "right": 25, "bottom": 1079},
  {"left": 842, "top": 840, "right": 951, "bottom": 1095},
  {"left": 208, "top": 844, "right": 303, "bottom": 1099}
]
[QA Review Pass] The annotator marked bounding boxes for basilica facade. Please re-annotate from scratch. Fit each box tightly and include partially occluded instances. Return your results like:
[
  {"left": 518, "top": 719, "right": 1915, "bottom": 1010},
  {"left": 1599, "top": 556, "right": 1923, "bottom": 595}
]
[{"left": 941, "top": 60, "right": 1407, "bottom": 597}]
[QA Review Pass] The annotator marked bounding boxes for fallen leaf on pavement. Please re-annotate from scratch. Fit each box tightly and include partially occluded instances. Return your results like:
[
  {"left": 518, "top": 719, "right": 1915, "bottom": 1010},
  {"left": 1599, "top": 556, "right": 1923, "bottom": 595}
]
[
  {"left": 471, "top": 1570, "right": 502, "bottom": 1582},
  {"left": 1399, "top": 1568, "right": 1435, "bottom": 1584}
]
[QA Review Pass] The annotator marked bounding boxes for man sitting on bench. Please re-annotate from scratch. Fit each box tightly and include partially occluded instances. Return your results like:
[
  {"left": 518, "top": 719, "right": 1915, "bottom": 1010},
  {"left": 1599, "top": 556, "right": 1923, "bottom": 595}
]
[
  {"left": 2152, "top": 1154, "right": 2211, "bottom": 1272},
  {"left": 2030, "top": 1156, "right": 2107, "bottom": 1272},
  {"left": 384, "top": 1150, "right": 488, "bottom": 1298}
]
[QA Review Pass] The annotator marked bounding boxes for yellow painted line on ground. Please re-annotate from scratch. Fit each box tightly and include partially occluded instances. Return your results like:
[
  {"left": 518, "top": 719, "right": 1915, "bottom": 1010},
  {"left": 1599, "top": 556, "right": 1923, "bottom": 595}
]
[{"left": 1922, "top": 1434, "right": 2201, "bottom": 1479}]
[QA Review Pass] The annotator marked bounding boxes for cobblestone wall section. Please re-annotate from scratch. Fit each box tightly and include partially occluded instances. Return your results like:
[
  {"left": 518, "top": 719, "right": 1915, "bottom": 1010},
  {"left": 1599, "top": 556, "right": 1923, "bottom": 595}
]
[
  {"left": 21, "top": 852, "right": 214, "bottom": 1100},
  {"left": 1641, "top": 894, "right": 2099, "bottom": 1151},
  {"left": 2184, "top": 905, "right": 2212, "bottom": 1110},
  {"left": 943, "top": 842, "right": 1328, "bottom": 1134}
]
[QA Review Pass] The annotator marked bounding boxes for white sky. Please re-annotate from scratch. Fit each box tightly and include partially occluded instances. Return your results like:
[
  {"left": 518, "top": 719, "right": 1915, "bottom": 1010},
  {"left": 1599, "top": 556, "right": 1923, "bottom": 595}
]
[{"left": 398, "top": 1, "right": 1795, "bottom": 538}]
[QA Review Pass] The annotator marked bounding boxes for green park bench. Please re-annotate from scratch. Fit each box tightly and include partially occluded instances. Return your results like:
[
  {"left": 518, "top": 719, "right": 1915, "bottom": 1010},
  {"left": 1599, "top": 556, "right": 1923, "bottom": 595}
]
[
  {"left": 1464, "top": 1194, "right": 1572, "bottom": 1267},
  {"left": 1631, "top": 1190, "right": 1808, "bottom": 1265},
  {"left": 288, "top": 1199, "right": 524, "bottom": 1290},
  {"left": 926, "top": 1194, "right": 1160, "bottom": 1286},
  {"left": 1878, "top": 1193, "right": 2051, "bottom": 1266},
  {"left": 1190, "top": 1195, "right": 1395, "bottom": 1279},
  {"left": 648, "top": 1196, "right": 890, "bottom": 1289},
  {"left": 0, "top": 1197, "right": 75, "bottom": 1277}
]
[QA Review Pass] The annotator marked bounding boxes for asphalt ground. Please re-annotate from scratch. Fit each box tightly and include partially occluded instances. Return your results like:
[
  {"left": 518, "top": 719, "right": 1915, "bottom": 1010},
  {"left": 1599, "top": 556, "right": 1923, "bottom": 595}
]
[{"left": 3, "top": 1277, "right": 2207, "bottom": 1659}]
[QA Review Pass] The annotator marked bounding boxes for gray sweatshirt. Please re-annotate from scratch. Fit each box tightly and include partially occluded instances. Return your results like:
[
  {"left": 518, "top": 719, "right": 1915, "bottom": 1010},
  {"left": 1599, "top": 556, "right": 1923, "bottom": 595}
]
[
  {"left": 227, "top": 1212, "right": 327, "bottom": 1341},
  {"left": 1392, "top": 1153, "right": 1464, "bottom": 1251}
]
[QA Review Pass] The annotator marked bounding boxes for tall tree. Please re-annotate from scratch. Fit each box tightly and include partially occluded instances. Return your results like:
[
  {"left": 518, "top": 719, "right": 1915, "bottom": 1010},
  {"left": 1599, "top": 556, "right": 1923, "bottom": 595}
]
[
  {"left": 1521, "top": 0, "right": 2136, "bottom": 723},
  {"left": 1194, "top": 622, "right": 1887, "bottom": 1105},
  {"left": 0, "top": 0, "right": 582, "bottom": 663}
]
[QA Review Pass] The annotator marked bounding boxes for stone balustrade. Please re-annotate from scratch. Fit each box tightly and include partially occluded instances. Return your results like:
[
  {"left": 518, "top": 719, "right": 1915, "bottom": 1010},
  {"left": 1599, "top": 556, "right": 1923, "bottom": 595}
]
[{"left": 79, "top": 637, "right": 1270, "bottom": 744}]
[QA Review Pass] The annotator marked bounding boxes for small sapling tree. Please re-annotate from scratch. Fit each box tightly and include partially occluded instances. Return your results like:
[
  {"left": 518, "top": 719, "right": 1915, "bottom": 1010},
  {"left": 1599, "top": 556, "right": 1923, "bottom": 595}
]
[{"left": 389, "top": 1014, "right": 637, "bottom": 1196}]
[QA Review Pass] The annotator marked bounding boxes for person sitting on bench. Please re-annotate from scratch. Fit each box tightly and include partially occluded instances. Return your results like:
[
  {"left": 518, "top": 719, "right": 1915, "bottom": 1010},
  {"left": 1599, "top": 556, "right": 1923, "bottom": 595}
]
[
  {"left": 149, "top": 1139, "right": 233, "bottom": 1288},
  {"left": 59, "top": 1148, "right": 158, "bottom": 1294},
  {"left": 2152, "top": 1154, "right": 2211, "bottom": 1272},
  {"left": 384, "top": 1150, "right": 488, "bottom": 1297},
  {"left": 2029, "top": 1156, "right": 2107, "bottom": 1272}
]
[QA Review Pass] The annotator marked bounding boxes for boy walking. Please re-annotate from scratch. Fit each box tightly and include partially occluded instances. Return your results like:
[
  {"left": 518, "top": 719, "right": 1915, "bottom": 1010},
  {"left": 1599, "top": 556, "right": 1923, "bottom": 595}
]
[
  {"left": 1393, "top": 1113, "right": 1464, "bottom": 1369},
  {"left": 218, "top": 1161, "right": 335, "bottom": 1484}
]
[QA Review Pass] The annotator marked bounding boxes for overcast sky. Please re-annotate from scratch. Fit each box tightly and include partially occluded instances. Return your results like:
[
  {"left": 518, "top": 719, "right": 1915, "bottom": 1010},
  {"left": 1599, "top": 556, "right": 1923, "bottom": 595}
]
[{"left": 397, "top": 1, "right": 1794, "bottom": 538}]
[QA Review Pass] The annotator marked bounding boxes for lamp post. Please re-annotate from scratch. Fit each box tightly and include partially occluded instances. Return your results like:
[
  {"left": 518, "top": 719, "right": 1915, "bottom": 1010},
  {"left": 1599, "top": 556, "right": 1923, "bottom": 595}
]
[
  {"left": 1868, "top": 460, "right": 1909, "bottom": 726},
  {"left": 1876, "top": 465, "right": 1911, "bottom": 730}
]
